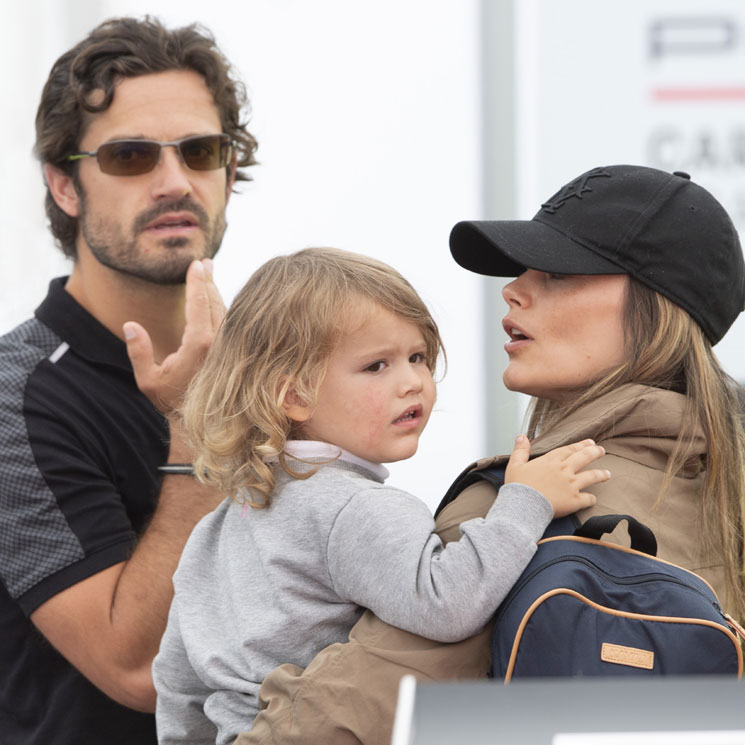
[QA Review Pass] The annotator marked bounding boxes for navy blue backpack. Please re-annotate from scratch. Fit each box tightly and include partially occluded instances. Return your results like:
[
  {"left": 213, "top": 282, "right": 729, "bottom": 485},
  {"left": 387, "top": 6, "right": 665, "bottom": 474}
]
[{"left": 437, "top": 465, "right": 745, "bottom": 680}]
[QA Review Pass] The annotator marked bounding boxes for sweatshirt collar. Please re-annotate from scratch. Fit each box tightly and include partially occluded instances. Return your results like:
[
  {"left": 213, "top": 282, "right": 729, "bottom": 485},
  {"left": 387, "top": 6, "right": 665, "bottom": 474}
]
[{"left": 284, "top": 440, "right": 390, "bottom": 481}]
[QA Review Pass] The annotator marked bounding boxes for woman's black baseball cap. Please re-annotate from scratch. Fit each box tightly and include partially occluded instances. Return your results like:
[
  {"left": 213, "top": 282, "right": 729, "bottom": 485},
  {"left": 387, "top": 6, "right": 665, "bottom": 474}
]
[{"left": 449, "top": 165, "right": 745, "bottom": 345}]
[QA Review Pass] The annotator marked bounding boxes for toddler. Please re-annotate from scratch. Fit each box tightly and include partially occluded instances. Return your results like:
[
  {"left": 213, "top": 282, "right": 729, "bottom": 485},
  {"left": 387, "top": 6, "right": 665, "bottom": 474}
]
[{"left": 153, "top": 247, "right": 608, "bottom": 745}]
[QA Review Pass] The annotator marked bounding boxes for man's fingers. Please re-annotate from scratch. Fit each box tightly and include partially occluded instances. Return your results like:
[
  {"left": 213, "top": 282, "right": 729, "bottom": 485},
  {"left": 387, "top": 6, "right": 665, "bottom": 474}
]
[
  {"left": 183, "top": 260, "right": 212, "bottom": 342},
  {"left": 124, "top": 321, "right": 189, "bottom": 413},
  {"left": 122, "top": 321, "right": 161, "bottom": 409},
  {"left": 123, "top": 263, "right": 223, "bottom": 415},
  {"left": 184, "top": 259, "right": 225, "bottom": 345},
  {"left": 123, "top": 322, "right": 157, "bottom": 396},
  {"left": 202, "top": 259, "right": 226, "bottom": 331}
]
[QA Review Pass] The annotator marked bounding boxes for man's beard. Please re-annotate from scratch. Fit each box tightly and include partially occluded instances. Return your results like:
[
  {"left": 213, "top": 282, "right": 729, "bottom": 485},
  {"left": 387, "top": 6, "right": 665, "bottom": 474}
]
[{"left": 79, "top": 193, "right": 226, "bottom": 285}]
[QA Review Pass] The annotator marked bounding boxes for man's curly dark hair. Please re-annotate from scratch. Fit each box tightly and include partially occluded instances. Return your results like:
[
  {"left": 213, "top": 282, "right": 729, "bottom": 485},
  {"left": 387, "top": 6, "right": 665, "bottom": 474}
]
[{"left": 35, "top": 16, "right": 258, "bottom": 258}]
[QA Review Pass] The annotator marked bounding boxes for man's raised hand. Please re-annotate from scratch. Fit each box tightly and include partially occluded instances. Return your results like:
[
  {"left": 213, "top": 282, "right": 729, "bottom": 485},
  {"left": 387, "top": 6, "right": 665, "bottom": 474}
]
[{"left": 124, "top": 259, "right": 225, "bottom": 414}]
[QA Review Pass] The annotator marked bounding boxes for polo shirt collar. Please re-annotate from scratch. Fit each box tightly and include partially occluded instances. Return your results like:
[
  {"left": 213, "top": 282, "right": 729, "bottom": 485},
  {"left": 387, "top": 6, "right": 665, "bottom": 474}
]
[{"left": 35, "top": 277, "right": 133, "bottom": 372}]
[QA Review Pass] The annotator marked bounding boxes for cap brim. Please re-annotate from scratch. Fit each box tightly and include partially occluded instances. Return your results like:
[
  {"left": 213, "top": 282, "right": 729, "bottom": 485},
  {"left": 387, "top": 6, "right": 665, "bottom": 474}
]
[{"left": 449, "top": 220, "right": 625, "bottom": 277}]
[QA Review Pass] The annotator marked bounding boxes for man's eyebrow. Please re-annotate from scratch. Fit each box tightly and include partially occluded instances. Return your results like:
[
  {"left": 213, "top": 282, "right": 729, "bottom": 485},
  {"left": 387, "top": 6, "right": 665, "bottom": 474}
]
[{"left": 96, "top": 131, "right": 216, "bottom": 142}]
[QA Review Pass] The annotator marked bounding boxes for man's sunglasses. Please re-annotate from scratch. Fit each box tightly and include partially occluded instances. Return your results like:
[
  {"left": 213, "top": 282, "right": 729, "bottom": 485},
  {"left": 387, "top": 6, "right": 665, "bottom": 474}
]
[{"left": 67, "top": 134, "right": 235, "bottom": 176}]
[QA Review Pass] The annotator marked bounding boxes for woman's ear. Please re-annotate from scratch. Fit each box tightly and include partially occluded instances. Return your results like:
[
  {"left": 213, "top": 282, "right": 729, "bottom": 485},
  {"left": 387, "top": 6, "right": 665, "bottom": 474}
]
[
  {"left": 44, "top": 163, "right": 81, "bottom": 217},
  {"left": 280, "top": 383, "right": 312, "bottom": 423}
]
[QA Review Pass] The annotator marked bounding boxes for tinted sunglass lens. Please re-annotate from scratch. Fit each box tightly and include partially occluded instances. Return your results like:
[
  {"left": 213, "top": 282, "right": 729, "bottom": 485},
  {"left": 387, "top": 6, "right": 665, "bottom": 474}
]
[
  {"left": 179, "top": 135, "right": 231, "bottom": 171},
  {"left": 98, "top": 141, "right": 161, "bottom": 175}
]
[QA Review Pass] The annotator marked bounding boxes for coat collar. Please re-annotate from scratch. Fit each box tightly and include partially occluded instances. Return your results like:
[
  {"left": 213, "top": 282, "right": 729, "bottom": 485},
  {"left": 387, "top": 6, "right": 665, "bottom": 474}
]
[{"left": 475, "top": 384, "right": 705, "bottom": 479}]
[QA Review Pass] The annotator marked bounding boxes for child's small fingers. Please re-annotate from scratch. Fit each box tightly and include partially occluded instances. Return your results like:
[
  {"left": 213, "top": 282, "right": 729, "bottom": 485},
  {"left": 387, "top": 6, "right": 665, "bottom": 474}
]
[
  {"left": 573, "top": 468, "right": 612, "bottom": 490},
  {"left": 576, "top": 491, "right": 598, "bottom": 509},
  {"left": 552, "top": 489, "right": 599, "bottom": 518},
  {"left": 506, "top": 434, "right": 531, "bottom": 467},
  {"left": 564, "top": 444, "right": 606, "bottom": 471},
  {"left": 545, "top": 439, "right": 596, "bottom": 461}
]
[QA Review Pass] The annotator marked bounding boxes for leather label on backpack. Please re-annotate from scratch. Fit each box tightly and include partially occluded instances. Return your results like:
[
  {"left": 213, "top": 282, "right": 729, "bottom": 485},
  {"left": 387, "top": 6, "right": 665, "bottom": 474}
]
[{"left": 601, "top": 642, "right": 654, "bottom": 670}]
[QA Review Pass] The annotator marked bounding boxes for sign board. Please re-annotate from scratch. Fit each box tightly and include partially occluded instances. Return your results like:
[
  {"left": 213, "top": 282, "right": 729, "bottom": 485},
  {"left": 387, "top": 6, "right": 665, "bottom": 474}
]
[{"left": 510, "top": 0, "right": 745, "bottom": 379}]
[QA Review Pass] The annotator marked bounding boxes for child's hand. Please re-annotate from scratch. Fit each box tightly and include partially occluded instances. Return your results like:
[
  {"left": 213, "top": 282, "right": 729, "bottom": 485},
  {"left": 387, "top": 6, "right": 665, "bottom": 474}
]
[{"left": 504, "top": 435, "right": 610, "bottom": 517}]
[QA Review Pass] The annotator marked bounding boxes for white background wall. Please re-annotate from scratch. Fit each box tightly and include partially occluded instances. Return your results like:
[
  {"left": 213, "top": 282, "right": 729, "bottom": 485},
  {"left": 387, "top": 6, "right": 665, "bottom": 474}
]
[
  {"left": 2, "top": 0, "right": 486, "bottom": 509},
  {"left": 4, "top": 0, "right": 745, "bottom": 510}
]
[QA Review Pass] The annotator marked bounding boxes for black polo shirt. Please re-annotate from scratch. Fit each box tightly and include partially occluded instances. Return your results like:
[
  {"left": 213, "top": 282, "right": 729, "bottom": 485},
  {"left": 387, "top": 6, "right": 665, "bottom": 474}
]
[{"left": 0, "top": 278, "right": 168, "bottom": 744}]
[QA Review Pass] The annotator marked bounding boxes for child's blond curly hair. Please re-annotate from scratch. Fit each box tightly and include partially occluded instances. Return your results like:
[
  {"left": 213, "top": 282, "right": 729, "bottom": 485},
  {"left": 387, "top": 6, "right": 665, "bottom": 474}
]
[{"left": 182, "top": 247, "right": 444, "bottom": 507}]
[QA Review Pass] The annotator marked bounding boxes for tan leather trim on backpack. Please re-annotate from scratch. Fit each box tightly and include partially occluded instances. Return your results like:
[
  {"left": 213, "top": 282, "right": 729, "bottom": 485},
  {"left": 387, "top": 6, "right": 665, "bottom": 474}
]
[
  {"left": 503, "top": 587, "right": 744, "bottom": 682},
  {"left": 539, "top": 535, "right": 721, "bottom": 597},
  {"left": 600, "top": 642, "right": 654, "bottom": 670}
]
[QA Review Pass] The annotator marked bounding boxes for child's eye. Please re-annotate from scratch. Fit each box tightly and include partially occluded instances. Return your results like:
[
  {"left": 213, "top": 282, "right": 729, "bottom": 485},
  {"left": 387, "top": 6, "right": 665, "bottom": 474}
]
[
  {"left": 364, "top": 360, "right": 386, "bottom": 373},
  {"left": 409, "top": 352, "right": 427, "bottom": 364}
]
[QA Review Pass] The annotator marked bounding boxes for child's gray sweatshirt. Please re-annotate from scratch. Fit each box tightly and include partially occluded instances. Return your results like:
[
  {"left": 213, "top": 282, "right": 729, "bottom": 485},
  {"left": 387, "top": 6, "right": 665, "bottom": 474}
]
[{"left": 153, "top": 449, "right": 553, "bottom": 745}]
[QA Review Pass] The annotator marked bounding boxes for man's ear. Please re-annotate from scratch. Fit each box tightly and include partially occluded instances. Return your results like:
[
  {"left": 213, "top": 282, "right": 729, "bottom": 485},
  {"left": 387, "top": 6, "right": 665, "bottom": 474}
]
[
  {"left": 280, "top": 383, "right": 312, "bottom": 423},
  {"left": 44, "top": 163, "right": 81, "bottom": 218}
]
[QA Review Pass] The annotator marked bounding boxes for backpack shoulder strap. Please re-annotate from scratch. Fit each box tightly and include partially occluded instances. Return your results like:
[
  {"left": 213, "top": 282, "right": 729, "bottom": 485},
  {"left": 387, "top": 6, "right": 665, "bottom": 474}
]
[
  {"left": 435, "top": 462, "right": 580, "bottom": 538},
  {"left": 435, "top": 464, "right": 505, "bottom": 517}
]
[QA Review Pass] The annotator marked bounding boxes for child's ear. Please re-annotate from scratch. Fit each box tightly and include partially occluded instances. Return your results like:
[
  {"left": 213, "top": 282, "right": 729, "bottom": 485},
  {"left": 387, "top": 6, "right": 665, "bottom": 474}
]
[{"left": 280, "top": 384, "right": 312, "bottom": 423}]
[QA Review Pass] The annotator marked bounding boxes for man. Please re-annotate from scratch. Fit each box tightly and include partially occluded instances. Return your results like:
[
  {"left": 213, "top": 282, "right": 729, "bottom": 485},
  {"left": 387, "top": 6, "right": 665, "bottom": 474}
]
[{"left": 0, "top": 17, "right": 257, "bottom": 744}]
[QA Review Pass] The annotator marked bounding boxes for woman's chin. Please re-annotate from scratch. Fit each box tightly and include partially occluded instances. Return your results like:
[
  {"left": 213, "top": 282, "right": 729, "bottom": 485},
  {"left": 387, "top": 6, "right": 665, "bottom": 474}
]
[
  {"left": 502, "top": 372, "right": 557, "bottom": 400},
  {"left": 502, "top": 370, "right": 531, "bottom": 396},
  {"left": 502, "top": 379, "right": 520, "bottom": 393}
]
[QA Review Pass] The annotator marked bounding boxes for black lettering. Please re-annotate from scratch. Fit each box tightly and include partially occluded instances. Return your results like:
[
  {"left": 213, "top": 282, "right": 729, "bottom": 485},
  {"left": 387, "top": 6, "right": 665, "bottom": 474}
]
[
  {"left": 647, "top": 128, "right": 681, "bottom": 171},
  {"left": 692, "top": 132, "right": 719, "bottom": 169},
  {"left": 649, "top": 17, "right": 735, "bottom": 59},
  {"left": 730, "top": 129, "right": 745, "bottom": 167}
]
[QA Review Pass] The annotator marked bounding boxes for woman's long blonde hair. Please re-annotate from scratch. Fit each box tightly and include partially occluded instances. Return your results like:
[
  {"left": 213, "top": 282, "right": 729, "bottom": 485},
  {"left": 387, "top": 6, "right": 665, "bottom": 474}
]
[
  {"left": 182, "top": 247, "right": 444, "bottom": 508},
  {"left": 528, "top": 277, "right": 745, "bottom": 620}
]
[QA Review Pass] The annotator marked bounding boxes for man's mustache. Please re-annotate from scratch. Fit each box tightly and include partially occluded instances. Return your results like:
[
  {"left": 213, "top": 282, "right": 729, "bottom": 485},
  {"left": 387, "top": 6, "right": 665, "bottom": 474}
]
[{"left": 132, "top": 197, "right": 210, "bottom": 234}]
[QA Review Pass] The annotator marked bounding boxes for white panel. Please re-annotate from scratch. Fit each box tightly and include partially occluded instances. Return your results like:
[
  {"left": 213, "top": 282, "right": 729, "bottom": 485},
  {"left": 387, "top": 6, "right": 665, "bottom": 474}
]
[
  {"left": 6, "top": 1, "right": 484, "bottom": 508},
  {"left": 512, "top": 0, "right": 745, "bottom": 379},
  {"left": 1, "top": 0, "right": 105, "bottom": 333}
]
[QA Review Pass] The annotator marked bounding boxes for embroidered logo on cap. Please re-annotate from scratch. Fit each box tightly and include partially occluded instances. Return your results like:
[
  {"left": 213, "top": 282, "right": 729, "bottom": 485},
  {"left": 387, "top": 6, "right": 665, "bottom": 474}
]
[{"left": 541, "top": 167, "right": 611, "bottom": 214}]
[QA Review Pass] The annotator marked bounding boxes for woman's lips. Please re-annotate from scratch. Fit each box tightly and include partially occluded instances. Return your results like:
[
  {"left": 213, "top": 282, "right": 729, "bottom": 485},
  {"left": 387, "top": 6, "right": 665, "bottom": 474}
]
[{"left": 503, "top": 318, "right": 532, "bottom": 352}]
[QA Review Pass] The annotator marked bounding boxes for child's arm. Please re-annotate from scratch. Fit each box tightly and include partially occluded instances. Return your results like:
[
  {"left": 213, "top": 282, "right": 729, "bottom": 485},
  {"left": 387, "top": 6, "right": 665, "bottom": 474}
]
[
  {"left": 327, "top": 437, "right": 609, "bottom": 644},
  {"left": 504, "top": 435, "right": 610, "bottom": 517}
]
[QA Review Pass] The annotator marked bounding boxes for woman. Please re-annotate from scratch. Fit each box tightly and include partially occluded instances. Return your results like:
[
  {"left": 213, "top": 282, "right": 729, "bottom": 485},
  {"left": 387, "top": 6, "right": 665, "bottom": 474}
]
[{"left": 235, "top": 165, "right": 745, "bottom": 745}]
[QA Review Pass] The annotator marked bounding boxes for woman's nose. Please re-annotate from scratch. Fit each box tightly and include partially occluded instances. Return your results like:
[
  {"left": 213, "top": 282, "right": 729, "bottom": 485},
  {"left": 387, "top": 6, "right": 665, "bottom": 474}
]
[
  {"left": 502, "top": 274, "right": 528, "bottom": 308},
  {"left": 502, "top": 269, "right": 542, "bottom": 308}
]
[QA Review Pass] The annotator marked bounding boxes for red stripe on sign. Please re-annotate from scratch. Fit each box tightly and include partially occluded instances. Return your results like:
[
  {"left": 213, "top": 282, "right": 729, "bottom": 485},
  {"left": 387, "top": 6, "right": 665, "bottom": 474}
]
[{"left": 653, "top": 87, "right": 745, "bottom": 101}]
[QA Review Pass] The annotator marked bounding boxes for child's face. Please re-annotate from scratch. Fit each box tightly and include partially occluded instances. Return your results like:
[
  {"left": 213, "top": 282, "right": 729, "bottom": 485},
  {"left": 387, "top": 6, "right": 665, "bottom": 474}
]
[{"left": 297, "top": 302, "right": 436, "bottom": 464}]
